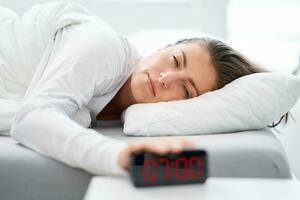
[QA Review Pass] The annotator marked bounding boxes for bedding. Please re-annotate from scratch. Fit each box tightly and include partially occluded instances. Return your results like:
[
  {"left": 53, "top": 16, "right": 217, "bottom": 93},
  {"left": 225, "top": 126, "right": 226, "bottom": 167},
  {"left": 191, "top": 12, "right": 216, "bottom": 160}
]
[
  {"left": 97, "top": 125, "right": 292, "bottom": 179},
  {"left": 122, "top": 68, "right": 300, "bottom": 137},
  {"left": 122, "top": 30, "right": 300, "bottom": 136},
  {"left": 0, "top": 125, "right": 292, "bottom": 200}
]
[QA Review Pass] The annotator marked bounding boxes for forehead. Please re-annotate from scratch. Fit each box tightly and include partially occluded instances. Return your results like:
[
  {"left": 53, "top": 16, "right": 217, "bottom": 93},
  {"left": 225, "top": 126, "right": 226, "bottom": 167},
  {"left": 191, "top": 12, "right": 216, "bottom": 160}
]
[
  {"left": 174, "top": 43, "right": 209, "bottom": 63},
  {"left": 169, "top": 43, "right": 217, "bottom": 94}
]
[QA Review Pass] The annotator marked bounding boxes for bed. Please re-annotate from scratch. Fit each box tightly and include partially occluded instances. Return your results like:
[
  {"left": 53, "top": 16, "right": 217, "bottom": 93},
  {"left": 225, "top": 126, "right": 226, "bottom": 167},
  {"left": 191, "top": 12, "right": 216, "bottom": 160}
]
[
  {"left": 0, "top": 124, "right": 292, "bottom": 200},
  {"left": 0, "top": 2, "right": 295, "bottom": 200}
]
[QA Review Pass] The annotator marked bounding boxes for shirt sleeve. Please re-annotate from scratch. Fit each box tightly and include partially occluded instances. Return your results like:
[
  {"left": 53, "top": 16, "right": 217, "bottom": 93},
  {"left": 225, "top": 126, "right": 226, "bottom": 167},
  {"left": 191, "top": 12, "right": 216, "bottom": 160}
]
[{"left": 10, "top": 23, "right": 128, "bottom": 176}]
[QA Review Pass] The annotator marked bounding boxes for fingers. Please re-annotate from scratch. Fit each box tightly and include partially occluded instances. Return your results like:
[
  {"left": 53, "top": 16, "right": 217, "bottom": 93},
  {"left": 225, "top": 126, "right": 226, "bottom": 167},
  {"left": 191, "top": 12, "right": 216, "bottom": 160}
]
[
  {"left": 180, "top": 138, "right": 197, "bottom": 148},
  {"left": 129, "top": 139, "right": 168, "bottom": 155},
  {"left": 128, "top": 137, "right": 197, "bottom": 156},
  {"left": 169, "top": 138, "right": 196, "bottom": 153}
]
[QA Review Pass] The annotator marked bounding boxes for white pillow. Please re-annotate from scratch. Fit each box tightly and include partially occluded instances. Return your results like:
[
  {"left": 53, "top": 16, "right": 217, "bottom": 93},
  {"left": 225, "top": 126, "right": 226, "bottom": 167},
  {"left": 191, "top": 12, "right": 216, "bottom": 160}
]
[{"left": 121, "top": 72, "right": 300, "bottom": 136}]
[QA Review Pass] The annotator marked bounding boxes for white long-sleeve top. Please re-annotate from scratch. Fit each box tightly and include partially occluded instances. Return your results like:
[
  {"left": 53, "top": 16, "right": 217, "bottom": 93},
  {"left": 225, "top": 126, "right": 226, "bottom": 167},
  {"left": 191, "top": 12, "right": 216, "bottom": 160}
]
[{"left": 10, "top": 18, "right": 142, "bottom": 176}]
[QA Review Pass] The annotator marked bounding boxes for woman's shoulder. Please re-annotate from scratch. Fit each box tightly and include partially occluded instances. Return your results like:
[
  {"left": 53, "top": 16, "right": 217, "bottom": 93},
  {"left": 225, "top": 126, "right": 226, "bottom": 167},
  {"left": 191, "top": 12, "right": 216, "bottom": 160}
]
[
  {"left": 57, "top": 22, "right": 130, "bottom": 69},
  {"left": 63, "top": 23, "right": 121, "bottom": 49}
]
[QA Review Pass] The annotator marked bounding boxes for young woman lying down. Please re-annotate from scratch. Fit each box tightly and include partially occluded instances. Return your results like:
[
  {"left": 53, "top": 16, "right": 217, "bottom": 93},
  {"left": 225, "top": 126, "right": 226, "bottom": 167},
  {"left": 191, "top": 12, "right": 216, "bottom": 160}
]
[{"left": 0, "top": 1, "right": 272, "bottom": 175}]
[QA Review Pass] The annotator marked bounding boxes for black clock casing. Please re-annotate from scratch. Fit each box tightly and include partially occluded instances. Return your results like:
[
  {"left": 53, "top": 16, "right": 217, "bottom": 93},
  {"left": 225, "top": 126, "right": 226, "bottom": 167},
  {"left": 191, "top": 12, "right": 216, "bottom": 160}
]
[{"left": 129, "top": 149, "right": 208, "bottom": 187}]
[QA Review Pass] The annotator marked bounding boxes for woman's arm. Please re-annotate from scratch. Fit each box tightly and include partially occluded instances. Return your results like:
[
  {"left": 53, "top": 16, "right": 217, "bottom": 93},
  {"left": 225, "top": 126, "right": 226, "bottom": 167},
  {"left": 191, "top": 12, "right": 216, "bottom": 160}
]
[
  {"left": 11, "top": 103, "right": 128, "bottom": 176},
  {"left": 10, "top": 23, "right": 128, "bottom": 176}
]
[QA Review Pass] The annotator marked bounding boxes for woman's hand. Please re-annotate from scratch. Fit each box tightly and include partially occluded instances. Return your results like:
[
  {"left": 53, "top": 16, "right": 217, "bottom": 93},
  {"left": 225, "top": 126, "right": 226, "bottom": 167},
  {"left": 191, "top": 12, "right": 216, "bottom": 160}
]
[{"left": 117, "top": 137, "right": 196, "bottom": 171}]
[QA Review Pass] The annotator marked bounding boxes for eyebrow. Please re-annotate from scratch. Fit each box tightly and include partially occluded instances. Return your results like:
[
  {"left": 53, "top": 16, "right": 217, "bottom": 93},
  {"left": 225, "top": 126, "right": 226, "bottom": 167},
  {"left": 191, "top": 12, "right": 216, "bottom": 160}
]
[{"left": 179, "top": 49, "right": 200, "bottom": 97}]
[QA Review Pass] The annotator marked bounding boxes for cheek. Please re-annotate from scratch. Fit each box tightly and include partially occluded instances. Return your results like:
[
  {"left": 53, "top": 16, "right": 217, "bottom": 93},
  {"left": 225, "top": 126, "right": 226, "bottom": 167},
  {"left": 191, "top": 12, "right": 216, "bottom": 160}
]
[
  {"left": 161, "top": 86, "right": 184, "bottom": 101},
  {"left": 131, "top": 72, "right": 151, "bottom": 101},
  {"left": 137, "top": 55, "right": 158, "bottom": 70}
]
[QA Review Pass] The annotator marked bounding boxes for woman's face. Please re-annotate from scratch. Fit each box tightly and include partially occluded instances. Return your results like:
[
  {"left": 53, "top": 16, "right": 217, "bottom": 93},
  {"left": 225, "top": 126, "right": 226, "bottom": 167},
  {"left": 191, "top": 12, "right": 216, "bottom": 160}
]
[{"left": 128, "top": 43, "right": 218, "bottom": 104}]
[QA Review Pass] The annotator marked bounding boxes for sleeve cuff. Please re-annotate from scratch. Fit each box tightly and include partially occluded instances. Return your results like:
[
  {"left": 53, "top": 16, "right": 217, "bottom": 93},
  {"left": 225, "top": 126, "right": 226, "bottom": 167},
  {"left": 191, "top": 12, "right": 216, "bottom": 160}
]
[{"left": 106, "top": 140, "right": 129, "bottom": 177}]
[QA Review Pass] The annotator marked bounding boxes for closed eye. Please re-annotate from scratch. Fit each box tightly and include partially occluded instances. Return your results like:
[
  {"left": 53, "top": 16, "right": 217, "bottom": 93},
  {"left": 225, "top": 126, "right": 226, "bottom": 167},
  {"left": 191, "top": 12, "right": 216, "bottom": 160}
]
[
  {"left": 172, "top": 55, "right": 189, "bottom": 99},
  {"left": 183, "top": 83, "right": 189, "bottom": 99},
  {"left": 172, "top": 55, "right": 179, "bottom": 68}
]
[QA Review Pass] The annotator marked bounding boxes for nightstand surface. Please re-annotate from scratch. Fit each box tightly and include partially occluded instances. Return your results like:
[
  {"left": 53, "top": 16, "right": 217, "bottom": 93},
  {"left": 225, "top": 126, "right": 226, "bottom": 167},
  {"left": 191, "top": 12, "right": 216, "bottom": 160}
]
[{"left": 84, "top": 176, "right": 300, "bottom": 200}]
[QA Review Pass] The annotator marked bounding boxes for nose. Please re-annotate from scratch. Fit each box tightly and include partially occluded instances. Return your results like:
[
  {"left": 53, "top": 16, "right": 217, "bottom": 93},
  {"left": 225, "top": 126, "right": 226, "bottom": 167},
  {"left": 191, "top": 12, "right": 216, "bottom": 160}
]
[{"left": 158, "top": 71, "right": 182, "bottom": 89}]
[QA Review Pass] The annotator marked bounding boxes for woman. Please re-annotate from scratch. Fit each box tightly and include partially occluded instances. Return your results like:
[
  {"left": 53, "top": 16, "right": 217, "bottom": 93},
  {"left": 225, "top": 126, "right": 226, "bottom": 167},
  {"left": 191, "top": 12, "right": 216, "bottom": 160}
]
[{"left": 1, "top": 2, "right": 265, "bottom": 176}]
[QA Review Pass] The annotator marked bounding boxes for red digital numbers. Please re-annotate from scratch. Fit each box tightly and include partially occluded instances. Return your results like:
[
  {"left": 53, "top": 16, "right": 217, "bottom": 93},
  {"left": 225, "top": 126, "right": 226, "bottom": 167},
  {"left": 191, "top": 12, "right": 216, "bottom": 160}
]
[
  {"left": 159, "top": 158, "right": 171, "bottom": 178},
  {"left": 175, "top": 157, "right": 189, "bottom": 179},
  {"left": 143, "top": 159, "right": 157, "bottom": 181},
  {"left": 143, "top": 156, "right": 202, "bottom": 181},
  {"left": 189, "top": 156, "right": 202, "bottom": 179}
]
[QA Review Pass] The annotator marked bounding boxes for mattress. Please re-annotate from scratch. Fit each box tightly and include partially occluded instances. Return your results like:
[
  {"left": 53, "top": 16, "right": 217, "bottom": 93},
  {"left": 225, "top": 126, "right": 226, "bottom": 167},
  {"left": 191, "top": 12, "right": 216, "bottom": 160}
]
[
  {"left": 0, "top": 125, "right": 292, "bottom": 200},
  {"left": 96, "top": 125, "right": 292, "bottom": 179}
]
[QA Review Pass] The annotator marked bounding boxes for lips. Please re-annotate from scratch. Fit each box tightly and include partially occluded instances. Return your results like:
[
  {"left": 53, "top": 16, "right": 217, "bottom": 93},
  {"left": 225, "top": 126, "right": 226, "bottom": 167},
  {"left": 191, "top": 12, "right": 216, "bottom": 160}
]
[{"left": 147, "top": 72, "right": 156, "bottom": 96}]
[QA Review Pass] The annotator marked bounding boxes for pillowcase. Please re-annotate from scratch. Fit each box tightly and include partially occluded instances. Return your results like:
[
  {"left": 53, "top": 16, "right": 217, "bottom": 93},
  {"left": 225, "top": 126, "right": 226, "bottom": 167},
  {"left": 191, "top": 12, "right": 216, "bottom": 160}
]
[{"left": 121, "top": 72, "right": 300, "bottom": 136}]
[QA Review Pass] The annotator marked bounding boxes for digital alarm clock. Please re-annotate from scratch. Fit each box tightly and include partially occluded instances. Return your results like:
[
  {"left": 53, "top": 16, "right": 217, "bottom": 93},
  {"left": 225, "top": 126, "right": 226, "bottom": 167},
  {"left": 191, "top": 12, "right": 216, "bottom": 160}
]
[{"left": 129, "top": 149, "right": 208, "bottom": 187}]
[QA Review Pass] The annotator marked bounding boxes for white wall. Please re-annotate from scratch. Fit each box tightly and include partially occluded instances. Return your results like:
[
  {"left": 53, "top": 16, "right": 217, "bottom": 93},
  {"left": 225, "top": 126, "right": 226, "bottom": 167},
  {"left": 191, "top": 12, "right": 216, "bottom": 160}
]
[
  {"left": 0, "top": 0, "right": 228, "bottom": 39},
  {"left": 227, "top": 0, "right": 300, "bottom": 73}
]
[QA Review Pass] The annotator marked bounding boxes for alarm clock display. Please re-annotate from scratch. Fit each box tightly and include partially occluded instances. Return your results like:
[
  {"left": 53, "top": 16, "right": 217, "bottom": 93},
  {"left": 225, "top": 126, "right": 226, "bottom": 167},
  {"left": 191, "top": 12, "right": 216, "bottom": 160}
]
[{"left": 129, "top": 149, "right": 208, "bottom": 187}]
